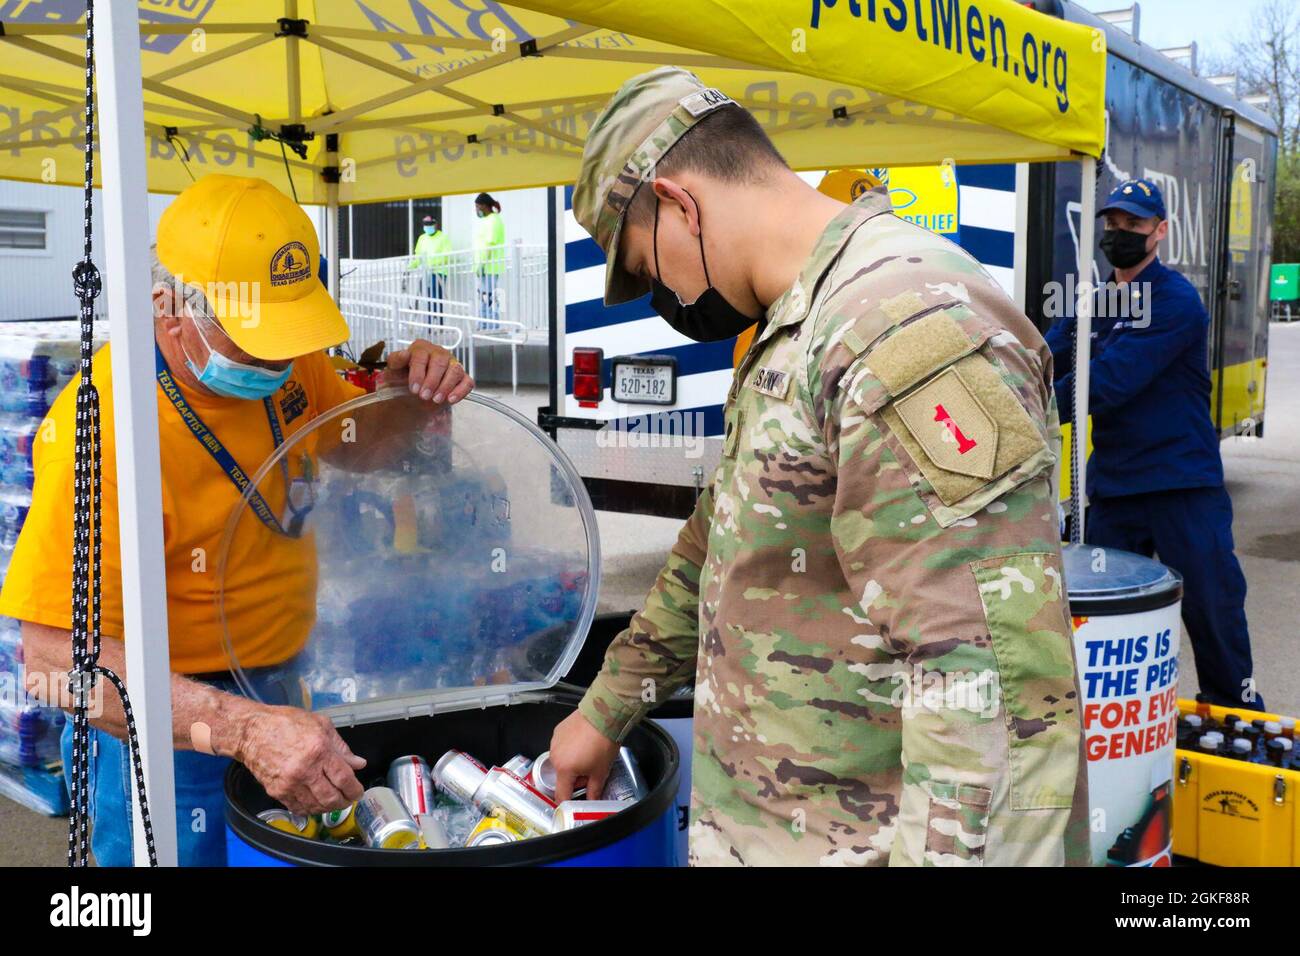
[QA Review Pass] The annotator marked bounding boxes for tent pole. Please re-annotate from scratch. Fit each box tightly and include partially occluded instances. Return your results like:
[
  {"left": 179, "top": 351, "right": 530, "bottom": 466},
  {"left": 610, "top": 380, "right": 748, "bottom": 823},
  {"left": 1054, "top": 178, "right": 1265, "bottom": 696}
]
[
  {"left": 285, "top": 0, "right": 302, "bottom": 124},
  {"left": 94, "top": 0, "right": 179, "bottom": 867},
  {"left": 326, "top": 137, "right": 341, "bottom": 306},
  {"left": 327, "top": 187, "right": 340, "bottom": 306},
  {"left": 1072, "top": 156, "right": 1098, "bottom": 545}
]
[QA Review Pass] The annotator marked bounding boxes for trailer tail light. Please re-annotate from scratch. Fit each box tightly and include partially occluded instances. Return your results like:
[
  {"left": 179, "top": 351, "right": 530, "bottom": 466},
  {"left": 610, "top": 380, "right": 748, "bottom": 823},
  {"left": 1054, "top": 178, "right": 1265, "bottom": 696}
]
[{"left": 572, "top": 347, "right": 604, "bottom": 406}]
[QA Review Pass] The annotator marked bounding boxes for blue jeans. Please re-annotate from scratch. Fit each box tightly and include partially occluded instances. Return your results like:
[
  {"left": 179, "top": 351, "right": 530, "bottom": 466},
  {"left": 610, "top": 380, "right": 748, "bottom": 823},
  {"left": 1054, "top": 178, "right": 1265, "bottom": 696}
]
[
  {"left": 60, "top": 669, "right": 305, "bottom": 867},
  {"left": 477, "top": 271, "right": 500, "bottom": 326}
]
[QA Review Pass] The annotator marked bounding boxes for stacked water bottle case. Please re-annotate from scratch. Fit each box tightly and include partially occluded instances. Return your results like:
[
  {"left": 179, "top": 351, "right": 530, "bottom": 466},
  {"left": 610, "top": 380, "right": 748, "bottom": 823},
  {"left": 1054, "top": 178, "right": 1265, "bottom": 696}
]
[{"left": 0, "top": 321, "right": 96, "bottom": 816}]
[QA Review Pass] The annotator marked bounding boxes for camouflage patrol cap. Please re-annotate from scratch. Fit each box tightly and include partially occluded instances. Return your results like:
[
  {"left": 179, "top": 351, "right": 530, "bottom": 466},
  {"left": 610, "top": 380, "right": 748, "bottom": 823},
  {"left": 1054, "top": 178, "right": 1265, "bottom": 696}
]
[{"left": 573, "top": 66, "right": 736, "bottom": 305}]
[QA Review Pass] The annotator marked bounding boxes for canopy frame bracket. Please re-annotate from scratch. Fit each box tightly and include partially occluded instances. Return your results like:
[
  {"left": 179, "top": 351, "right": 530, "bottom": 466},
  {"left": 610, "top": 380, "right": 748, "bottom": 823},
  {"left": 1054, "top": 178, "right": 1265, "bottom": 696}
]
[{"left": 276, "top": 17, "right": 309, "bottom": 39}]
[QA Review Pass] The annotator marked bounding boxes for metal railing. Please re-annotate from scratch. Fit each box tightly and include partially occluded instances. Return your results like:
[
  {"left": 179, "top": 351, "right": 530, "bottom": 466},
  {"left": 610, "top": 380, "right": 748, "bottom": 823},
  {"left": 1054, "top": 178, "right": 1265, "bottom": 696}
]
[
  {"left": 338, "top": 241, "right": 545, "bottom": 393},
  {"left": 338, "top": 292, "right": 466, "bottom": 354},
  {"left": 341, "top": 240, "right": 547, "bottom": 337},
  {"left": 338, "top": 290, "right": 530, "bottom": 394}
]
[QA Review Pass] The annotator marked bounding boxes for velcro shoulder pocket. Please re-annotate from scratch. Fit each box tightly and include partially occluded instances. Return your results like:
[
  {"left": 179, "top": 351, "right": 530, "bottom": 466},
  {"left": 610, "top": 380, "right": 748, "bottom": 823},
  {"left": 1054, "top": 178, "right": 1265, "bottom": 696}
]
[{"left": 857, "top": 305, "right": 1053, "bottom": 527}]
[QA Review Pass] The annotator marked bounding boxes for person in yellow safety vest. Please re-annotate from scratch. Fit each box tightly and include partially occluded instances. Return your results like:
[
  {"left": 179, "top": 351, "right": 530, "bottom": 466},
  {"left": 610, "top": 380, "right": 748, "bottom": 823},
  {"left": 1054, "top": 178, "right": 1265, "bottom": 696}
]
[
  {"left": 473, "top": 192, "right": 505, "bottom": 324},
  {"left": 409, "top": 214, "right": 452, "bottom": 303}
]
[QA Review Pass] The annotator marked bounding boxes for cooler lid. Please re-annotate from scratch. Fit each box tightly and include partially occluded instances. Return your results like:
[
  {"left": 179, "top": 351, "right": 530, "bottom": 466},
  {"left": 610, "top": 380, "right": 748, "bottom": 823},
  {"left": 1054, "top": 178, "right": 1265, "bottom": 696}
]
[
  {"left": 1060, "top": 543, "right": 1183, "bottom": 615},
  {"left": 215, "top": 389, "right": 600, "bottom": 725}
]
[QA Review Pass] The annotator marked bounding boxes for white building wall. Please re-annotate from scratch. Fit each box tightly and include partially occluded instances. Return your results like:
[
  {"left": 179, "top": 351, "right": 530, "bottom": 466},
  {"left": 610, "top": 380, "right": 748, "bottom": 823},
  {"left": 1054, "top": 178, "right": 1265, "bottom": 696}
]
[{"left": 0, "top": 181, "right": 332, "bottom": 322}]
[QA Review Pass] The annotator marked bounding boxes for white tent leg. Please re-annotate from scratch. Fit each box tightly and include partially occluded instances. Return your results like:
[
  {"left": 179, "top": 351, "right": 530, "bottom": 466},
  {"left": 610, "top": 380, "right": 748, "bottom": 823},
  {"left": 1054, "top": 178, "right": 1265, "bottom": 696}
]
[
  {"left": 94, "top": 0, "right": 178, "bottom": 867},
  {"left": 1072, "top": 156, "right": 1098, "bottom": 544},
  {"left": 327, "top": 183, "right": 341, "bottom": 306}
]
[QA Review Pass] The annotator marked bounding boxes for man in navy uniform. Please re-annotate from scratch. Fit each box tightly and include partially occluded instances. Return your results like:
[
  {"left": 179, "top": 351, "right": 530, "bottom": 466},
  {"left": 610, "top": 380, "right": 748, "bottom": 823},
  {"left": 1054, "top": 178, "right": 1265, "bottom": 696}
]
[{"left": 1047, "top": 178, "right": 1258, "bottom": 709}]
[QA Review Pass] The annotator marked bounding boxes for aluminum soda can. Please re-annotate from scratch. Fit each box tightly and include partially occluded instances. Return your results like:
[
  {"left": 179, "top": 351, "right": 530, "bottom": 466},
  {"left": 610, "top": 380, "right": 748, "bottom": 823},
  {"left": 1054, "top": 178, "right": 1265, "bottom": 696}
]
[
  {"left": 464, "top": 809, "right": 527, "bottom": 847},
  {"left": 529, "top": 751, "right": 558, "bottom": 799},
  {"left": 502, "top": 754, "right": 533, "bottom": 777},
  {"left": 416, "top": 814, "right": 452, "bottom": 850},
  {"left": 472, "top": 767, "right": 556, "bottom": 835},
  {"left": 321, "top": 802, "right": 361, "bottom": 841},
  {"left": 355, "top": 786, "right": 422, "bottom": 849},
  {"left": 603, "top": 748, "right": 647, "bottom": 802},
  {"left": 433, "top": 749, "right": 489, "bottom": 805},
  {"left": 257, "top": 808, "right": 321, "bottom": 840},
  {"left": 388, "top": 754, "right": 437, "bottom": 818},
  {"left": 553, "top": 800, "right": 627, "bottom": 831},
  {"left": 466, "top": 824, "right": 521, "bottom": 847}
]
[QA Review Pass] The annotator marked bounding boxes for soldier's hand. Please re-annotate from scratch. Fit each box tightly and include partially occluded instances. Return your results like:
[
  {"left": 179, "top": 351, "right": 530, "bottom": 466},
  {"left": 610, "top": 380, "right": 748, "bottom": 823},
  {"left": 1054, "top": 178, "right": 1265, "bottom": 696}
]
[
  {"left": 549, "top": 710, "right": 621, "bottom": 802},
  {"left": 233, "top": 705, "right": 367, "bottom": 816}
]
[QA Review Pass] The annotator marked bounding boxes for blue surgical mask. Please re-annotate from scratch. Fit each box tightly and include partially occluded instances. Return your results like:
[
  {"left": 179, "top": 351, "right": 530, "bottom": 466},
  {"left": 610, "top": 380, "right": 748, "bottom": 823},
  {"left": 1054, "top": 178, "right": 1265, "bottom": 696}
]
[
  {"left": 423, "top": 226, "right": 436, "bottom": 235},
  {"left": 184, "top": 313, "right": 292, "bottom": 400}
]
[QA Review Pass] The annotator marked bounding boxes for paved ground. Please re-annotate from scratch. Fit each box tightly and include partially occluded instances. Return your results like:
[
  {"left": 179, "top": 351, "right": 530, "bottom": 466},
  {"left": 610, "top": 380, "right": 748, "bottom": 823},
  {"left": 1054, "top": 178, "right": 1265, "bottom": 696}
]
[{"left": 3, "top": 325, "right": 1298, "bottom": 865}]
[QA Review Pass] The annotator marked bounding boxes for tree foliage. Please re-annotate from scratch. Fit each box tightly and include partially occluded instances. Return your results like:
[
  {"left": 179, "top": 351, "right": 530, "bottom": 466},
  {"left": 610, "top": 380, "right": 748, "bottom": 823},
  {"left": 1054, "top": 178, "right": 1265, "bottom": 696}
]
[{"left": 1223, "top": 0, "right": 1300, "bottom": 262}]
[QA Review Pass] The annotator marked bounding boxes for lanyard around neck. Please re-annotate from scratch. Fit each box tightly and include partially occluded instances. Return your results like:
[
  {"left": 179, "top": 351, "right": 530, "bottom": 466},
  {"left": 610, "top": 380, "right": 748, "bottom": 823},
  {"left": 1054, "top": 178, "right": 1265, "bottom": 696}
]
[{"left": 154, "top": 343, "right": 310, "bottom": 537}]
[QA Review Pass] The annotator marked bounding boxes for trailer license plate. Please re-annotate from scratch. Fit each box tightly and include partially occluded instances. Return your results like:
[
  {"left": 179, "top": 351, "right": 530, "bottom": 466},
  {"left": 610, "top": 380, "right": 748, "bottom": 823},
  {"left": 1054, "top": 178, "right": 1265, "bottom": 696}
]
[{"left": 612, "top": 359, "right": 675, "bottom": 405}]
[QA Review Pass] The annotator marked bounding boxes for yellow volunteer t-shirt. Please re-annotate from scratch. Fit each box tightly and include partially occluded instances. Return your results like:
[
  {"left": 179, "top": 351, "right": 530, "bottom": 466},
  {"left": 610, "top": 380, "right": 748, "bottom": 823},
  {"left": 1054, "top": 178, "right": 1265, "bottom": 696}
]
[{"left": 0, "top": 342, "right": 364, "bottom": 674}]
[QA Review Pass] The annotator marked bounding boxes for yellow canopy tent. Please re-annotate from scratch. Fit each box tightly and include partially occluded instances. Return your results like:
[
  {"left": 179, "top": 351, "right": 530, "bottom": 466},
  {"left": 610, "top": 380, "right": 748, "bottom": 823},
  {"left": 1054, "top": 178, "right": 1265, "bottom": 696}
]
[
  {"left": 0, "top": 0, "right": 1104, "bottom": 201},
  {"left": 0, "top": 0, "right": 1106, "bottom": 866}
]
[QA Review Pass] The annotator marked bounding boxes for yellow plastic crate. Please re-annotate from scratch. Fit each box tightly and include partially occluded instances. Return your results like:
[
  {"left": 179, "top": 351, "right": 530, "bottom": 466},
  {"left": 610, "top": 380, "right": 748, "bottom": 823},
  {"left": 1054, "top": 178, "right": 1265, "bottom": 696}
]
[{"left": 1173, "top": 699, "right": 1300, "bottom": 866}]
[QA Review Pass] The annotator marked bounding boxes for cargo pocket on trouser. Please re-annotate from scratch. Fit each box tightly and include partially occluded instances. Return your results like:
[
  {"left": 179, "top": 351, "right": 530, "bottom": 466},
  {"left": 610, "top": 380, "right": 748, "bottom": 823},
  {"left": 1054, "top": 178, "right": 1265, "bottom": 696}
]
[
  {"left": 924, "top": 781, "right": 993, "bottom": 866},
  {"left": 970, "top": 552, "right": 1081, "bottom": 811}
]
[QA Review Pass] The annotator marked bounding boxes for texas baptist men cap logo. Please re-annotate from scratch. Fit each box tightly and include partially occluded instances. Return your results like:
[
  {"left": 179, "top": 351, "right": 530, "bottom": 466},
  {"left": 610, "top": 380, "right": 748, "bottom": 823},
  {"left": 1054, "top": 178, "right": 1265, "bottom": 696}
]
[{"left": 270, "top": 241, "right": 312, "bottom": 287}]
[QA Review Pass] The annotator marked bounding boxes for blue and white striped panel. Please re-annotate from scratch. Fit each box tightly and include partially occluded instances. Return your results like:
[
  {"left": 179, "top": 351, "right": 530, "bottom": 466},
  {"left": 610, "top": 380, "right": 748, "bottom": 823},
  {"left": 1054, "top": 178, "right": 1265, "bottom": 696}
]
[
  {"left": 562, "top": 168, "right": 1017, "bottom": 434},
  {"left": 563, "top": 186, "right": 731, "bottom": 436},
  {"left": 952, "top": 164, "right": 1017, "bottom": 297}
]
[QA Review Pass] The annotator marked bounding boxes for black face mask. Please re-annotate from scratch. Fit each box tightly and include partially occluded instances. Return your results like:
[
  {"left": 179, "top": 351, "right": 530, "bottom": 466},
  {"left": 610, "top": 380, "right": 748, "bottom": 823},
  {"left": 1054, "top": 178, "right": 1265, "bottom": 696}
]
[
  {"left": 649, "top": 188, "right": 759, "bottom": 343},
  {"left": 1100, "top": 227, "right": 1154, "bottom": 269}
]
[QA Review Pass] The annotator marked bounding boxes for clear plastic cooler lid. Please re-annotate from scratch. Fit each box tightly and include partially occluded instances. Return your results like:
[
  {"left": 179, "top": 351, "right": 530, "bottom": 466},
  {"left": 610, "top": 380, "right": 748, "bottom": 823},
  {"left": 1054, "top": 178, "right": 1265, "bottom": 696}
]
[
  {"left": 1060, "top": 542, "right": 1182, "bottom": 608},
  {"left": 215, "top": 389, "right": 600, "bottom": 725}
]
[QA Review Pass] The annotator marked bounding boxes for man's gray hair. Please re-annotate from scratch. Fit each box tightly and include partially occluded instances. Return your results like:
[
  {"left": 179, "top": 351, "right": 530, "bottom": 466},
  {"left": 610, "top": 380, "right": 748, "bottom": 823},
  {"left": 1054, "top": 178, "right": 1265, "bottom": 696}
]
[{"left": 150, "top": 244, "right": 213, "bottom": 320}]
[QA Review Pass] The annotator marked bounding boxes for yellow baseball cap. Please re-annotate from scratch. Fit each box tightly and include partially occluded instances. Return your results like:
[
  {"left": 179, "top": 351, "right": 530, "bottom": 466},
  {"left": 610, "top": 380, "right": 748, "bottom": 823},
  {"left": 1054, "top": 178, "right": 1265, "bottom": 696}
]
[{"left": 156, "top": 174, "right": 349, "bottom": 360}]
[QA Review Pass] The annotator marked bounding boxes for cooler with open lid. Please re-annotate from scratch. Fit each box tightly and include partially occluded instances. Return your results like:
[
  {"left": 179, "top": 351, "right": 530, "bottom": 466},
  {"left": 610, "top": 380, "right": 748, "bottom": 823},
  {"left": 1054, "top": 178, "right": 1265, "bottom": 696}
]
[{"left": 217, "top": 388, "right": 679, "bottom": 866}]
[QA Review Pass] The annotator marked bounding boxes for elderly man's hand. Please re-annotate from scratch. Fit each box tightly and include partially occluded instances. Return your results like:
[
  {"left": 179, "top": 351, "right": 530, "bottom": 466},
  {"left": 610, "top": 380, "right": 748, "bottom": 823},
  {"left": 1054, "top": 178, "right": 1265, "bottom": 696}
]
[
  {"left": 234, "top": 705, "right": 367, "bottom": 816},
  {"left": 383, "top": 339, "right": 474, "bottom": 403}
]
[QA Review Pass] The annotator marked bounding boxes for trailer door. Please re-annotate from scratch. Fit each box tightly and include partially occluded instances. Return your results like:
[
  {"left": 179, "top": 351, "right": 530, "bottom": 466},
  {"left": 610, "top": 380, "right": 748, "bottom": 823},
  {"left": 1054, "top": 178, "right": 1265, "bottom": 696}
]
[{"left": 1215, "top": 118, "right": 1276, "bottom": 436}]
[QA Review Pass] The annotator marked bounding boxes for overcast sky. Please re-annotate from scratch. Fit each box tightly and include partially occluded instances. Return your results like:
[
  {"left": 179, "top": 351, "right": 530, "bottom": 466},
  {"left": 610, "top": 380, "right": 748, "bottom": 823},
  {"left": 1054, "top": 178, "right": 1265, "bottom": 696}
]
[{"left": 1075, "top": 0, "right": 1254, "bottom": 66}]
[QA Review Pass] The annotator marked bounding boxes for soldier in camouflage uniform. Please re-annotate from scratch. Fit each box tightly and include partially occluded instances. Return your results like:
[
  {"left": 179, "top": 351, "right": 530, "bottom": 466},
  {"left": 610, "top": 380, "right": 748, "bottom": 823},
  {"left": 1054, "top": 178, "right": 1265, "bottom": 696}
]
[{"left": 548, "top": 66, "right": 1090, "bottom": 866}]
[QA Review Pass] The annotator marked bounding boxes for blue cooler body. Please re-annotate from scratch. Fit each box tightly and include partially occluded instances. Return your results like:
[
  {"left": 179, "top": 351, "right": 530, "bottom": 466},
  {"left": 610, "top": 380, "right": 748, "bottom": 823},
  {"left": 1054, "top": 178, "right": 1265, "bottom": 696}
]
[
  {"left": 216, "top": 391, "right": 678, "bottom": 866},
  {"left": 563, "top": 612, "right": 694, "bottom": 866}
]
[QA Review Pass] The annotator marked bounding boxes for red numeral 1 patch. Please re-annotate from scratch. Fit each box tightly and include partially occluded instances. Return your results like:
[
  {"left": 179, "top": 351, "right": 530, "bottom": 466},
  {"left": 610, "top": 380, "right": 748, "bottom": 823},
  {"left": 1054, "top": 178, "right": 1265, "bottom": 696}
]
[{"left": 933, "top": 402, "right": 978, "bottom": 455}]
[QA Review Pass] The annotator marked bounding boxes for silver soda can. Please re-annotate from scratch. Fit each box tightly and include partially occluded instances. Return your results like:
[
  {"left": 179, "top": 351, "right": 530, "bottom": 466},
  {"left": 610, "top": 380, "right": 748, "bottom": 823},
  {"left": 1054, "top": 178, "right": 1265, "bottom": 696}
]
[
  {"left": 472, "top": 767, "right": 557, "bottom": 836},
  {"left": 529, "top": 751, "right": 558, "bottom": 800},
  {"left": 388, "top": 755, "right": 437, "bottom": 818},
  {"left": 354, "top": 787, "right": 422, "bottom": 849},
  {"left": 603, "top": 747, "right": 648, "bottom": 802},
  {"left": 502, "top": 754, "right": 533, "bottom": 777},
  {"left": 466, "top": 827, "right": 519, "bottom": 847},
  {"left": 416, "top": 813, "right": 451, "bottom": 850},
  {"left": 553, "top": 800, "right": 627, "bottom": 831},
  {"left": 433, "top": 749, "right": 489, "bottom": 805}
]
